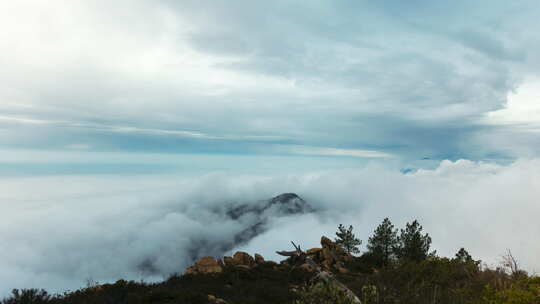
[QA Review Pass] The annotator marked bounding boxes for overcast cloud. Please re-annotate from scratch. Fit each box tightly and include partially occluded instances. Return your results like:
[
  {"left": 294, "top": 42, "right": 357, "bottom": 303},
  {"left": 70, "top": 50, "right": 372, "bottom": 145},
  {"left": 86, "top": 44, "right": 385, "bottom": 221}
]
[{"left": 1, "top": 0, "right": 540, "bottom": 159}]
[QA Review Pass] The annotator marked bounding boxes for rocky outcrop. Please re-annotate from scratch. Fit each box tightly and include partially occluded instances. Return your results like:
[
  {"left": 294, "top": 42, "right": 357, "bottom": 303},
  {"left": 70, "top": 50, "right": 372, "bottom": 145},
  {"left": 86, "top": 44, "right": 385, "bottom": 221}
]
[
  {"left": 185, "top": 256, "right": 223, "bottom": 274},
  {"left": 185, "top": 251, "right": 272, "bottom": 274},
  {"left": 277, "top": 236, "right": 353, "bottom": 273},
  {"left": 275, "top": 240, "right": 362, "bottom": 303},
  {"left": 307, "top": 236, "right": 353, "bottom": 272},
  {"left": 184, "top": 236, "right": 353, "bottom": 275}
]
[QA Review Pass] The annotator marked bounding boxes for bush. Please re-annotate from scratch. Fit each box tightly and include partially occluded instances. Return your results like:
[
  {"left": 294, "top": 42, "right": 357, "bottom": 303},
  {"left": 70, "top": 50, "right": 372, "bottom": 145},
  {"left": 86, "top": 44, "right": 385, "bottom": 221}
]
[
  {"left": 294, "top": 282, "right": 357, "bottom": 304},
  {"left": 1, "top": 289, "right": 54, "bottom": 304},
  {"left": 482, "top": 277, "right": 540, "bottom": 304}
]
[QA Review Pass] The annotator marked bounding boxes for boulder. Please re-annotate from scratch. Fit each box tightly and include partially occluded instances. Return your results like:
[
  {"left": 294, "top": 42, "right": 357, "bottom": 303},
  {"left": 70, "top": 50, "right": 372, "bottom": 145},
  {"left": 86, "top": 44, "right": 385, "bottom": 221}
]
[
  {"left": 263, "top": 260, "right": 278, "bottom": 266},
  {"left": 232, "top": 251, "right": 255, "bottom": 267},
  {"left": 306, "top": 247, "right": 322, "bottom": 255},
  {"left": 322, "top": 260, "right": 332, "bottom": 271},
  {"left": 223, "top": 256, "right": 235, "bottom": 267},
  {"left": 299, "top": 263, "right": 315, "bottom": 272},
  {"left": 321, "top": 236, "right": 334, "bottom": 248},
  {"left": 254, "top": 253, "right": 265, "bottom": 264},
  {"left": 316, "top": 235, "right": 354, "bottom": 273},
  {"left": 185, "top": 256, "right": 223, "bottom": 274},
  {"left": 234, "top": 264, "right": 251, "bottom": 271},
  {"left": 184, "top": 266, "right": 196, "bottom": 275},
  {"left": 322, "top": 247, "right": 335, "bottom": 264},
  {"left": 207, "top": 294, "right": 228, "bottom": 304}
]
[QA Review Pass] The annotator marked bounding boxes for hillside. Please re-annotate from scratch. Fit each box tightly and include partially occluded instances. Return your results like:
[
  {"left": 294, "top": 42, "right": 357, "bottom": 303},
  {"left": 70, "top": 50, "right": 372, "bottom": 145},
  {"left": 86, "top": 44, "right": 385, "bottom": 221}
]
[
  {"left": 3, "top": 212, "right": 539, "bottom": 304},
  {"left": 3, "top": 234, "right": 540, "bottom": 304}
]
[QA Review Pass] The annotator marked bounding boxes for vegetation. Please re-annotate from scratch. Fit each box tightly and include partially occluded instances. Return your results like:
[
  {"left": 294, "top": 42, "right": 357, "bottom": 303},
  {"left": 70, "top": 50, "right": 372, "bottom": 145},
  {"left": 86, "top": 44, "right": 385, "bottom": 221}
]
[
  {"left": 335, "top": 224, "right": 362, "bottom": 255},
  {"left": 294, "top": 281, "right": 357, "bottom": 304},
  {"left": 1, "top": 289, "right": 54, "bottom": 304},
  {"left": 366, "top": 218, "right": 398, "bottom": 267},
  {"left": 2, "top": 218, "right": 539, "bottom": 304},
  {"left": 395, "top": 220, "right": 433, "bottom": 262}
]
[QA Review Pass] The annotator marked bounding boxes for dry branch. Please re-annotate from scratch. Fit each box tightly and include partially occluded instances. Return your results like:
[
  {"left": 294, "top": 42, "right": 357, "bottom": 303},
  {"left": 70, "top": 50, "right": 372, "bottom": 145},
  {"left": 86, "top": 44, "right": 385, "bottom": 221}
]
[{"left": 277, "top": 241, "right": 362, "bottom": 304}]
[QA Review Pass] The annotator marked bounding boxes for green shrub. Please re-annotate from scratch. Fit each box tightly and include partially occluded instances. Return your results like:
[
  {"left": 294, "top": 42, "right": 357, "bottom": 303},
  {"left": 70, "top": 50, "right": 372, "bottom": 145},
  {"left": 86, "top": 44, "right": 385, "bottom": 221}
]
[
  {"left": 1, "top": 289, "right": 54, "bottom": 304},
  {"left": 482, "top": 277, "right": 540, "bottom": 304},
  {"left": 294, "top": 282, "right": 357, "bottom": 304}
]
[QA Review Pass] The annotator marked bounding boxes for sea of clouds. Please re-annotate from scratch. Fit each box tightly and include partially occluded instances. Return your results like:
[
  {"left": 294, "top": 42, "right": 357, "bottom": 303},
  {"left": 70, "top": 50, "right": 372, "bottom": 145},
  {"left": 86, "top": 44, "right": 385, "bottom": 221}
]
[{"left": 1, "top": 158, "right": 539, "bottom": 296}]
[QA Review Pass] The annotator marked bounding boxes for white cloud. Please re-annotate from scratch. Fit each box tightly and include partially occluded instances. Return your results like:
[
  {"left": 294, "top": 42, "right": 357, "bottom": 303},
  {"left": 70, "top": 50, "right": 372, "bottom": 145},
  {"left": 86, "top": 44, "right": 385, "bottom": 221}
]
[
  {"left": 1, "top": 159, "right": 540, "bottom": 296},
  {"left": 276, "top": 145, "right": 394, "bottom": 158},
  {"left": 485, "top": 78, "right": 540, "bottom": 130}
]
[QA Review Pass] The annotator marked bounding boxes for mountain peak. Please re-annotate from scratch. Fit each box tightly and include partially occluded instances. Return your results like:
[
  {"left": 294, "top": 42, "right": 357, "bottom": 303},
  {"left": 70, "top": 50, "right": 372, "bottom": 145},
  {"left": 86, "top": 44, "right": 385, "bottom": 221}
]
[{"left": 267, "top": 193, "right": 313, "bottom": 214}]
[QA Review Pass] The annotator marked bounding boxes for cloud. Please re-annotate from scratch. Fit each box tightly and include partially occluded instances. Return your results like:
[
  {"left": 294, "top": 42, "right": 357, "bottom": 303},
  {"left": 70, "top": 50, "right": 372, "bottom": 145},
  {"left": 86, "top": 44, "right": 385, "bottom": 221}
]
[
  {"left": 1, "top": 1, "right": 540, "bottom": 159},
  {"left": 1, "top": 158, "right": 540, "bottom": 296},
  {"left": 275, "top": 145, "right": 394, "bottom": 158},
  {"left": 484, "top": 78, "right": 540, "bottom": 128}
]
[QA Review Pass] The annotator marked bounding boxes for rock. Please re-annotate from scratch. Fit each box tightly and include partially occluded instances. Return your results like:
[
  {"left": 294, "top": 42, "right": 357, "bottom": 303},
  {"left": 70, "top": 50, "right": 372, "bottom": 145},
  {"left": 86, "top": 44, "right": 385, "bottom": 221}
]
[
  {"left": 197, "top": 257, "right": 224, "bottom": 274},
  {"left": 207, "top": 294, "right": 228, "bottom": 304},
  {"left": 264, "top": 260, "right": 278, "bottom": 266},
  {"left": 184, "top": 266, "right": 196, "bottom": 275},
  {"left": 299, "top": 263, "right": 315, "bottom": 272},
  {"left": 232, "top": 251, "right": 255, "bottom": 267},
  {"left": 234, "top": 264, "right": 251, "bottom": 271},
  {"left": 322, "top": 260, "right": 332, "bottom": 271},
  {"left": 290, "top": 284, "right": 300, "bottom": 292},
  {"left": 307, "top": 247, "right": 322, "bottom": 255},
  {"left": 322, "top": 247, "right": 335, "bottom": 264},
  {"left": 321, "top": 236, "right": 334, "bottom": 248},
  {"left": 334, "top": 245, "right": 347, "bottom": 256},
  {"left": 223, "top": 256, "right": 235, "bottom": 267},
  {"left": 314, "top": 235, "right": 355, "bottom": 274},
  {"left": 254, "top": 253, "right": 265, "bottom": 264},
  {"left": 185, "top": 256, "right": 223, "bottom": 274}
]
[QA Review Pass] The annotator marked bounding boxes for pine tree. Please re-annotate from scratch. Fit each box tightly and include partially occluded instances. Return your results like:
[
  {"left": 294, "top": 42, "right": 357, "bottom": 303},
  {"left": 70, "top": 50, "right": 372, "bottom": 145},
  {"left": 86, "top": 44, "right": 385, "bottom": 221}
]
[
  {"left": 366, "top": 218, "right": 398, "bottom": 266},
  {"left": 335, "top": 224, "right": 361, "bottom": 255},
  {"left": 454, "top": 248, "right": 474, "bottom": 263},
  {"left": 395, "top": 220, "right": 432, "bottom": 262}
]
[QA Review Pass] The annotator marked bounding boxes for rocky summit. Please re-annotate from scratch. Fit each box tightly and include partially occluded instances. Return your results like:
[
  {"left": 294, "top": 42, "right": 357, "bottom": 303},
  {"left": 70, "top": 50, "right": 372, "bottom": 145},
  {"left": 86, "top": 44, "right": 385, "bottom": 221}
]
[{"left": 183, "top": 236, "right": 351, "bottom": 275}]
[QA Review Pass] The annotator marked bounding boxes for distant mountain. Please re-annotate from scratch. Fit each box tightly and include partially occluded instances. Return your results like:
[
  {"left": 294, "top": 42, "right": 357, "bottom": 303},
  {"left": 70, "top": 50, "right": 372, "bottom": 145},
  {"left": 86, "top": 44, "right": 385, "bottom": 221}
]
[
  {"left": 225, "top": 193, "right": 314, "bottom": 248},
  {"left": 225, "top": 193, "right": 314, "bottom": 220},
  {"left": 138, "top": 193, "right": 315, "bottom": 275}
]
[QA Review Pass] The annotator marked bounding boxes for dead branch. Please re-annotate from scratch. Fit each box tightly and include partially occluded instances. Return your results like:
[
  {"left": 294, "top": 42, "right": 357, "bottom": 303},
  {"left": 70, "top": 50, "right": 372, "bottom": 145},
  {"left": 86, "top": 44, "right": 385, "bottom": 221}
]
[
  {"left": 276, "top": 250, "right": 301, "bottom": 257},
  {"left": 277, "top": 241, "right": 362, "bottom": 304},
  {"left": 501, "top": 249, "right": 520, "bottom": 277}
]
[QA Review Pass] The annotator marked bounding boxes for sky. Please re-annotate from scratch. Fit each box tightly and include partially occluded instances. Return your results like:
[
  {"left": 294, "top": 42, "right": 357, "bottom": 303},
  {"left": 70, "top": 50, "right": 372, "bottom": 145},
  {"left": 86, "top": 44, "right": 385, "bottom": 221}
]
[{"left": 1, "top": 0, "right": 540, "bottom": 296}]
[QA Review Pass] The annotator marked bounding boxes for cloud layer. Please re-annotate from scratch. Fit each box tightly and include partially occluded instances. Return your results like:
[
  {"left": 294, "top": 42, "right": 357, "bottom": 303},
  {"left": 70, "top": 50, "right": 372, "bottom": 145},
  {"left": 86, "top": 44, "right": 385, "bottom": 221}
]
[
  {"left": 1, "top": 159, "right": 539, "bottom": 296},
  {"left": 1, "top": 1, "right": 540, "bottom": 159}
]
